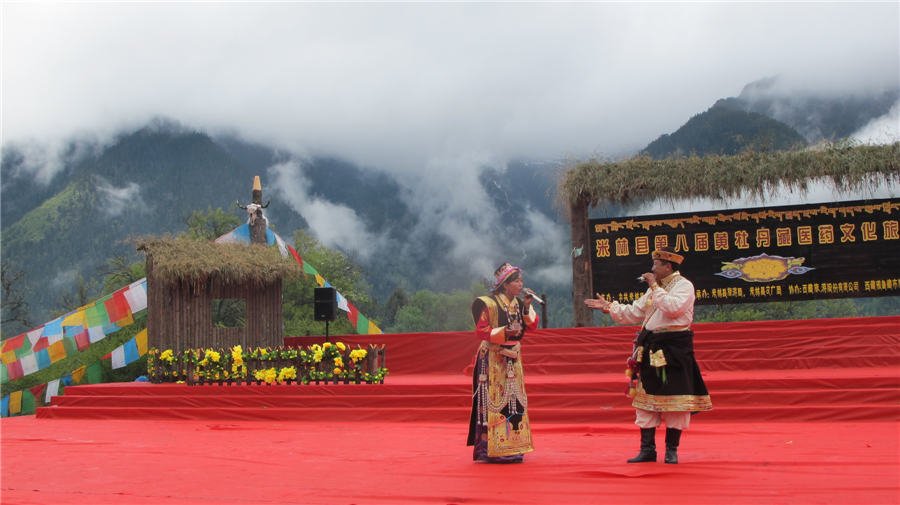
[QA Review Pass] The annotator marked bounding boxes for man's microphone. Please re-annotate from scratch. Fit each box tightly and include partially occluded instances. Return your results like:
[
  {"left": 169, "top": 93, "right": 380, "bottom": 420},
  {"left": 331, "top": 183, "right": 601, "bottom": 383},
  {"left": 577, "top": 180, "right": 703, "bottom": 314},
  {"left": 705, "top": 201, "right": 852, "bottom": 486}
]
[{"left": 523, "top": 288, "right": 544, "bottom": 304}]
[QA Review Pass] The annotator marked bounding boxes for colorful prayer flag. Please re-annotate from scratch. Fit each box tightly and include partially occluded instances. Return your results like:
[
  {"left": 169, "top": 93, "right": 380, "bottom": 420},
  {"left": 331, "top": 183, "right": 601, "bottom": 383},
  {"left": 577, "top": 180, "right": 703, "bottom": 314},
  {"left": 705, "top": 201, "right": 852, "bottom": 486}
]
[
  {"left": 86, "top": 361, "right": 103, "bottom": 384},
  {"left": 347, "top": 304, "right": 359, "bottom": 326},
  {"left": 104, "top": 290, "right": 130, "bottom": 323},
  {"left": 20, "top": 389, "right": 36, "bottom": 415},
  {"left": 29, "top": 384, "right": 45, "bottom": 403},
  {"left": 6, "top": 360, "right": 24, "bottom": 381},
  {"left": 124, "top": 280, "right": 147, "bottom": 313},
  {"left": 26, "top": 328, "right": 43, "bottom": 348},
  {"left": 288, "top": 245, "right": 304, "bottom": 268},
  {"left": 42, "top": 318, "right": 63, "bottom": 341},
  {"left": 355, "top": 313, "right": 370, "bottom": 335},
  {"left": 336, "top": 292, "right": 350, "bottom": 312},
  {"left": 123, "top": 338, "right": 139, "bottom": 365},
  {"left": 62, "top": 337, "right": 77, "bottom": 355},
  {"left": 111, "top": 346, "right": 125, "bottom": 369},
  {"left": 88, "top": 326, "right": 105, "bottom": 343},
  {"left": 48, "top": 340, "right": 67, "bottom": 363},
  {"left": 20, "top": 354, "right": 38, "bottom": 376},
  {"left": 45, "top": 379, "right": 60, "bottom": 403},
  {"left": 0, "top": 350, "right": 16, "bottom": 365},
  {"left": 35, "top": 349, "right": 51, "bottom": 370},
  {"left": 62, "top": 310, "right": 86, "bottom": 328},
  {"left": 8, "top": 391, "right": 22, "bottom": 415},
  {"left": 85, "top": 302, "right": 109, "bottom": 328},
  {"left": 31, "top": 336, "right": 49, "bottom": 353},
  {"left": 74, "top": 330, "right": 90, "bottom": 351},
  {"left": 64, "top": 324, "right": 85, "bottom": 338},
  {"left": 71, "top": 366, "right": 86, "bottom": 385},
  {"left": 135, "top": 329, "right": 148, "bottom": 356},
  {"left": 1, "top": 334, "right": 25, "bottom": 353}
]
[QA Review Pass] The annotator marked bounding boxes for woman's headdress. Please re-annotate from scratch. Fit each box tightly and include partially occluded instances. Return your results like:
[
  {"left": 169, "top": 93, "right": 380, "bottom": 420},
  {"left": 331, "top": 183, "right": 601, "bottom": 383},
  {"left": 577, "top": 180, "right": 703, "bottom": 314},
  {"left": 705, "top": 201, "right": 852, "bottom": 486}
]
[{"left": 492, "top": 262, "right": 522, "bottom": 291}]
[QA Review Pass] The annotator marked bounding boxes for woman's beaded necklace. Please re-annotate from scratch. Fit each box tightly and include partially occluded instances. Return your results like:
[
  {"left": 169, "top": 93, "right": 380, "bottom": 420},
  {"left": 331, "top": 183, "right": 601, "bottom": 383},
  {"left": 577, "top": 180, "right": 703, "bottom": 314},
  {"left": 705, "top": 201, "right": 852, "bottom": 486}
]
[{"left": 497, "top": 293, "right": 522, "bottom": 333}]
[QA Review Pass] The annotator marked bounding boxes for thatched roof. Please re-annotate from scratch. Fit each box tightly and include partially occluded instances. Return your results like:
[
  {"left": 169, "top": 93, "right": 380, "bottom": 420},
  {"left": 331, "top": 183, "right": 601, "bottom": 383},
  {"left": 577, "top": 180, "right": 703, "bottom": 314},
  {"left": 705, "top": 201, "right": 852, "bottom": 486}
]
[
  {"left": 558, "top": 142, "right": 900, "bottom": 211},
  {"left": 137, "top": 236, "right": 302, "bottom": 286}
]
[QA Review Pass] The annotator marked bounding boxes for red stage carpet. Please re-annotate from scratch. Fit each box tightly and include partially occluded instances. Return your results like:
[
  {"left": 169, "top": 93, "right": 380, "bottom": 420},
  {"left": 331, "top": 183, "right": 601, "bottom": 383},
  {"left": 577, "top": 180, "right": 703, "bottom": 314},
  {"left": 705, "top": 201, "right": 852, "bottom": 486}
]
[{"left": 2, "top": 316, "right": 899, "bottom": 504}]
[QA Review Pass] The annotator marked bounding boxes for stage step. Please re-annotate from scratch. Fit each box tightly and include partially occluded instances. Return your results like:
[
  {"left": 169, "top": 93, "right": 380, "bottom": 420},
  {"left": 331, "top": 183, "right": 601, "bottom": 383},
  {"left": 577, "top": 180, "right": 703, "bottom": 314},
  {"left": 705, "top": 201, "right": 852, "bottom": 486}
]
[{"left": 35, "top": 316, "right": 900, "bottom": 423}]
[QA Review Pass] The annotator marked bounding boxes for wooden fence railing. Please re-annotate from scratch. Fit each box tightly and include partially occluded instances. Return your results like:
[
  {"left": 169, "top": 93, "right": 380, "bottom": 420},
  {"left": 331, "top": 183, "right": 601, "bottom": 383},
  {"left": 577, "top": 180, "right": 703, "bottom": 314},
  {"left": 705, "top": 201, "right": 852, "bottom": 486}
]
[{"left": 146, "top": 344, "right": 387, "bottom": 385}]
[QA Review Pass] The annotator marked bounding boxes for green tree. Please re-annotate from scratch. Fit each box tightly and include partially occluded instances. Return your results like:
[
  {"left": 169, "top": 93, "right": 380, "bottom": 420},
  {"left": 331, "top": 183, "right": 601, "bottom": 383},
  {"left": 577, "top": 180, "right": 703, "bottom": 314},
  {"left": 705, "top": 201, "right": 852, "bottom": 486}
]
[
  {"left": 99, "top": 256, "right": 146, "bottom": 294},
  {"left": 282, "top": 230, "right": 373, "bottom": 336},
  {"left": 1, "top": 260, "right": 31, "bottom": 333},
  {"left": 380, "top": 287, "right": 410, "bottom": 328},
  {"left": 695, "top": 298, "right": 859, "bottom": 322},
  {"left": 388, "top": 283, "right": 486, "bottom": 333},
  {"left": 183, "top": 205, "right": 241, "bottom": 241},
  {"left": 53, "top": 274, "right": 100, "bottom": 317}
]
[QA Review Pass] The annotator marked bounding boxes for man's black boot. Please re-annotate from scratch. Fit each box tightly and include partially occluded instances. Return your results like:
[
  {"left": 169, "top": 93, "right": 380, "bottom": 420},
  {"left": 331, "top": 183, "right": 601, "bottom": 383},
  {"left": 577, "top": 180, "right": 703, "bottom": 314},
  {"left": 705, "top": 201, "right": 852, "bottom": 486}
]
[
  {"left": 626, "top": 428, "right": 657, "bottom": 463},
  {"left": 665, "top": 428, "right": 682, "bottom": 464}
]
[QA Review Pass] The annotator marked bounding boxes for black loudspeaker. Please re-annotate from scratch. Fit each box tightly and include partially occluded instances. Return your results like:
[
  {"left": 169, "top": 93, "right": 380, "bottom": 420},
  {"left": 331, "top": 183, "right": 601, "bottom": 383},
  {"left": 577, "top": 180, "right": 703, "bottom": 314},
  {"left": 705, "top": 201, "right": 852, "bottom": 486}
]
[{"left": 314, "top": 287, "right": 337, "bottom": 321}]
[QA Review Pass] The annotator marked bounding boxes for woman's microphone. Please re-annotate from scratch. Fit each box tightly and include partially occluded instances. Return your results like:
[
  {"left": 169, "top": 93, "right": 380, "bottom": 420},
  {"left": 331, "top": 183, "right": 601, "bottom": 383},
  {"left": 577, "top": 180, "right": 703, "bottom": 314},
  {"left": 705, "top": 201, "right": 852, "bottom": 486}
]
[{"left": 523, "top": 288, "right": 544, "bottom": 304}]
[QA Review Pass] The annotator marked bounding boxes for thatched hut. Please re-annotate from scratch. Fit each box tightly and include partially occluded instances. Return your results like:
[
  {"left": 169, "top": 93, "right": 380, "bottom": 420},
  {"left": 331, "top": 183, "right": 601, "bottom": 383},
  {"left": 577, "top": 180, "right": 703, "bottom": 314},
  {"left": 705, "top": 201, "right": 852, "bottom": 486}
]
[
  {"left": 138, "top": 237, "right": 303, "bottom": 351},
  {"left": 558, "top": 142, "right": 900, "bottom": 326}
]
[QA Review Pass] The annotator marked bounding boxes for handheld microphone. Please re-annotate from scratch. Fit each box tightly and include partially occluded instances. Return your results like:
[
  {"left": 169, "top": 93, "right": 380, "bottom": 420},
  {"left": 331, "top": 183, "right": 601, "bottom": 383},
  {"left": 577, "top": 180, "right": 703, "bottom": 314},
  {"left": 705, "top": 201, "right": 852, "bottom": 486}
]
[
  {"left": 636, "top": 276, "right": 645, "bottom": 282},
  {"left": 523, "top": 288, "right": 544, "bottom": 304}
]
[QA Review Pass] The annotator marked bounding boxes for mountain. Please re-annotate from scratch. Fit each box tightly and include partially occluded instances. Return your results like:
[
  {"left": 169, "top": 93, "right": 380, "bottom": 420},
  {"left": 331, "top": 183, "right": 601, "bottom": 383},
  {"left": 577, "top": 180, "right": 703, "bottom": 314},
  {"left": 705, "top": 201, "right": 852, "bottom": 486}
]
[
  {"left": 643, "top": 78, "right": 899, "bottom": 158},
  {"left": 3, "top": 80, "right": 896, "bottom": 334},
  {"left": 0, "top": 122, "right": 570, "bottom": 334},
  {"left": 642, "top": 102, "right": 808, "bottom": 158},
  {"left": 726, "top": 77, "right": 899, "bottom": 143}
]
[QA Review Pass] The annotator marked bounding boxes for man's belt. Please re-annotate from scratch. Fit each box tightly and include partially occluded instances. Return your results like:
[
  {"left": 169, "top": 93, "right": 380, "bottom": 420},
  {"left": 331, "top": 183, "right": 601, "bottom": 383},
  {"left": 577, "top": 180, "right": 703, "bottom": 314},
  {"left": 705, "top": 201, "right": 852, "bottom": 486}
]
[{"left": 647, "top": 325, "right": 691, "bottom": 333}]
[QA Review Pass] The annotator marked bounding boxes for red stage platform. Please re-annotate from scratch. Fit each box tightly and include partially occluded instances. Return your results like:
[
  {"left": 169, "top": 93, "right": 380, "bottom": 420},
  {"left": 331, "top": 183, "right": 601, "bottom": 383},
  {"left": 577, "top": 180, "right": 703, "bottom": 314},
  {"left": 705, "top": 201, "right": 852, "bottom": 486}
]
[{"left": 2, "top": 316, "right": 899, "bottom": 504}]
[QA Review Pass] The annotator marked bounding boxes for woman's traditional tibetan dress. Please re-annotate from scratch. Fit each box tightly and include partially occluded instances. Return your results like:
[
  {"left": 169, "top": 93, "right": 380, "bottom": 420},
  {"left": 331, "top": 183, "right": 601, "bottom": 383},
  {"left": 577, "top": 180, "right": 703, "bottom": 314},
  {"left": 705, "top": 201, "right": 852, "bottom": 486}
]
[{"left": 467, "top": 294, "right": 539, "bottom": 462}]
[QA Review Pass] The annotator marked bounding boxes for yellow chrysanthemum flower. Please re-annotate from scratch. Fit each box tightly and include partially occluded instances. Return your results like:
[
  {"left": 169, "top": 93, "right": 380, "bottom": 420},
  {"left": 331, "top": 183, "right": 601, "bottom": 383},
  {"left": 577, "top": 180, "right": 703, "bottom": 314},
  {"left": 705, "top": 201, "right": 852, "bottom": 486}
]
[
  {"left": 333, "top": 357, "right": 343, "bottom": 368},
  {"left": 336, "top": 342, "right": 346, "bottom": 351}
]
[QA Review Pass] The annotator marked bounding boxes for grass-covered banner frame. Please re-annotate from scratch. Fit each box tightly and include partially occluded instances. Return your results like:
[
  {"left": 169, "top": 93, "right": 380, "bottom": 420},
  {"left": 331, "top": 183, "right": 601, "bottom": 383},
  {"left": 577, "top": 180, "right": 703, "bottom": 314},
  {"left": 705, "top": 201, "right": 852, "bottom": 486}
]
[
  {"left": 558, "top": 142, "right": 899, "bottom": 208},
  {"left": 147, "top": 342, "right": 387, "bottom": 385},
  {"left": 559, "top": 141, "right": 900, "bottom": 327}
]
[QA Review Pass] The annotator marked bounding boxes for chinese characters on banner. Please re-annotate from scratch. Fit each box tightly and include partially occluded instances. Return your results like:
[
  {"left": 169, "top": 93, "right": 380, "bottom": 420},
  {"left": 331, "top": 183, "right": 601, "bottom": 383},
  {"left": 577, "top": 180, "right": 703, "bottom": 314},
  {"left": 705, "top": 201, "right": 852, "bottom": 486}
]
[{"left": 589, "top": 199, "right": 899, "bottom": 305}]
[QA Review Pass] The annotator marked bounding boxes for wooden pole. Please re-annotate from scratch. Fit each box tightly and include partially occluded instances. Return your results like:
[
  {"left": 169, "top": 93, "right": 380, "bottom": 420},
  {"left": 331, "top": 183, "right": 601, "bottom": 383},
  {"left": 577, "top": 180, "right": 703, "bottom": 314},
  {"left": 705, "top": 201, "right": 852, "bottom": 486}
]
[
  {"left": 570, "top": 195, "right": 593, "bottom": 327},
  {"left": 249, "top": 176, "right": 267, "bottom": 245}
]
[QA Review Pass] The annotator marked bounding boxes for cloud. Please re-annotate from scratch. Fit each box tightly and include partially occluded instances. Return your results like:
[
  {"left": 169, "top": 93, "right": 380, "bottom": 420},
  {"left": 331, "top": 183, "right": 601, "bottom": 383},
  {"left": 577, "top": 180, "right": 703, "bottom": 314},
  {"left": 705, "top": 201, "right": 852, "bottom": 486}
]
[
  {"left": 3, "top": 2, "right": 897, "bottom": 180},
  {"left": 851, "top": 99, "right": 900, "bottom": 145},
  {"left": 96, "top": 178, "right": 147, "bottom": 217},
  {"left": 268, "top": 159, "right": 383, "bottom": 258},
  {"left": 519, "top": 208, "right": 571, "bottom": 288}
]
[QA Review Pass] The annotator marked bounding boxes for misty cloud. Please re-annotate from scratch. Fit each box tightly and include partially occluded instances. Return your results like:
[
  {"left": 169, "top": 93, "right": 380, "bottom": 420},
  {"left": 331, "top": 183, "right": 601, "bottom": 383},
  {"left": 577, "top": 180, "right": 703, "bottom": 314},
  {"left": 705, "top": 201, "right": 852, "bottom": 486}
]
[
  {"left": 519, "top": 208, "right": 571, "bottom": 288},
  {"left": 4, "top": 136, "right": 105, "bottom": 185},
  {"left": 3, "top": 2, "right": 898, "bottom": 183},
  {"left": 851, "top": 99, "right": 900, "bottom": 145},
  {"left": 268, "top": 159, "right": 384, "bottom": 258},
  {"left": 96, "top": 178, "right": 147, "bottom": 217}
]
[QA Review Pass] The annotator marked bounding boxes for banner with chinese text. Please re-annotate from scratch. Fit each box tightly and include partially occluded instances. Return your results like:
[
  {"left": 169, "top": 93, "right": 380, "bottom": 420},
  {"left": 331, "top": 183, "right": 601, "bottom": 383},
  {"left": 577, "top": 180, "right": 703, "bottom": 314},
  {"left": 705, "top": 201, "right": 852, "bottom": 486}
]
[{"left": 589, "top": 199, "right": 899, "bottom": 305}]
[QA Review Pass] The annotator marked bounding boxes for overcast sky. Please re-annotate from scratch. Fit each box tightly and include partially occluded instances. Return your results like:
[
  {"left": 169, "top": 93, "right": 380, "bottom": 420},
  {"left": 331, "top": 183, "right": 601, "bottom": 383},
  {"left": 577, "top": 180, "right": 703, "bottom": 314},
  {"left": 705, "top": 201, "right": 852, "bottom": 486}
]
[
  {"left": 3, "top": 2, "right": 899, "bottom": 291},
  {"left": 3, "top": 2, "right": 898, "bottom": 171}
]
